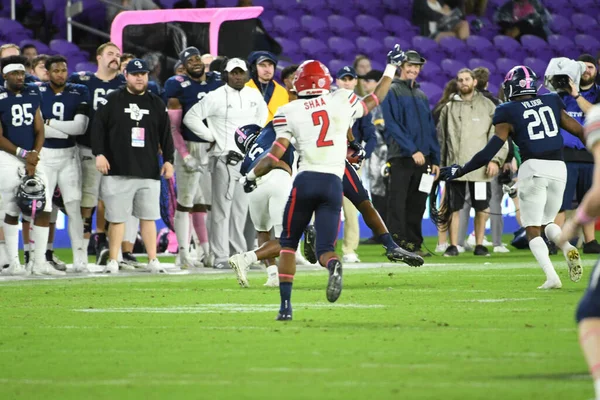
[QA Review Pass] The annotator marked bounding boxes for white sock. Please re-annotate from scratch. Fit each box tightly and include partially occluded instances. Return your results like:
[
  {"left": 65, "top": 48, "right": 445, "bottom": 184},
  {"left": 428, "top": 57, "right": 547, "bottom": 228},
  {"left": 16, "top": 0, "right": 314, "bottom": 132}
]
[
  {"left": 3, "top": 224, "right": 19, "bottom": 264},
  {"left": 201, "top": 242, "right": 210, "bottom": 255},
  {"left": 83, "top": 237, "right": 90, "bottom": 254},
  {"left": 529, "top": 236, "right": 559, "bottom": 280},
  {"left": 244, "top": 251, "right": 258, "bottom": 264},
  {"left": 32, "top": 225, "right": 50, "bottom": 266},
  {"left": 47, "top": 243, "right": 53, "bottom": 251},
  {"left": 545, "top": 223, "right": 575, "bottom": 253},
  {"left": 174, "top": 210, "right": 190, "bottom": 259},
  {"left": 0, "top": 240, "right": 7, "bottom": 265},
  {"left": 266, "top": 265, "right": 278, "bottom": 278},
  {"left": 23, "top": 243, "right": 30, "bottom": 252},
  {"left": 594, "top": 378, "right": 600, "bottom": 400}
]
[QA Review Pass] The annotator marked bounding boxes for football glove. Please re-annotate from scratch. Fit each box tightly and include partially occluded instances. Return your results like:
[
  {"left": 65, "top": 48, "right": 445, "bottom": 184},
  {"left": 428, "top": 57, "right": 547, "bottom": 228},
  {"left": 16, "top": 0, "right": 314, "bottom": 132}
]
[
  {"left": 439, "top": 164, "right": 464, "bottom": 181},
  {"left": 502, "top": 183, "right": 517, "bottom": 199},
  {"left": 240, "top": 176, "right": 257, "bottom": 193},
  {"left": 182, "top": 154, "right": 201, "bottom": 173},
  {"left": 381, "top": 162, "right": 391, "bottom": 178},
  {"left": 387, "top": 44, "right": 406, "bottom": 67},
  {"left": 348, "top": 140, "right": 366, "bottom": 162}
]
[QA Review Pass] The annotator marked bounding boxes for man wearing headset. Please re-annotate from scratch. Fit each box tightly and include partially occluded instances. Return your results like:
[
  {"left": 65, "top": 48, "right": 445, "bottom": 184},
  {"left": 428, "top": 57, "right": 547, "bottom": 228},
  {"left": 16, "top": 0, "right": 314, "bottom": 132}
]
[
  {"left": 184, "top": 58, "right": 268, "bottom": 269},
  {"left": 245, "top": 51, "right": 289, "bottom": 123}
]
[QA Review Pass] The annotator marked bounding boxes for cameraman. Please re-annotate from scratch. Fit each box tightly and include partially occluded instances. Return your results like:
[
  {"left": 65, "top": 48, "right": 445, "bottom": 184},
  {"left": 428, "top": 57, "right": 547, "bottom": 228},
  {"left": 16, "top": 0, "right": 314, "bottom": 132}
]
[
  {"left": 184, "top": 58, "right": 268, "bottom": 269},
  {"left": 555, "top": 54, "right": 600, "bottom": 253}
]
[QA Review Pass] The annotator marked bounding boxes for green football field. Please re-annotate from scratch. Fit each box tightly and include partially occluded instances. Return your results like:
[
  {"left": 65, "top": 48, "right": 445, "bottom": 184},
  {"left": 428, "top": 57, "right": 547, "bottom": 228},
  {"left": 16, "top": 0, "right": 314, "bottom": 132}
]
[{"left": 0, "top": 235, "right": 596, "bottom": 400}]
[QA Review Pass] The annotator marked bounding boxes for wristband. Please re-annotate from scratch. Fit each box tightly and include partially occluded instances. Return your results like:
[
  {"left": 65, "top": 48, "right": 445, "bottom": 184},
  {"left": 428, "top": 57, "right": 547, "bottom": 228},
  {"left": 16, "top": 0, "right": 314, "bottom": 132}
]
[
  {"left": 247, "top": 170, "right": 257, "bottom": 181},
  {"left": 370, "top": 93, "right": 380, "bottom": 106},
  {"left": 15, "top": 147, "right": 28, "bottom": 159},
  {"left": 383, "top": 64, "right": 397, "bottom": 79},
  {"left": 575, "top": 206, "right": 594, "bottom": 225},
  {"left": 574, "top": 93, "right": 581, "bottom": 100},
  {"left": 267, "top": 153, "right": 279, "bottom": 162}
]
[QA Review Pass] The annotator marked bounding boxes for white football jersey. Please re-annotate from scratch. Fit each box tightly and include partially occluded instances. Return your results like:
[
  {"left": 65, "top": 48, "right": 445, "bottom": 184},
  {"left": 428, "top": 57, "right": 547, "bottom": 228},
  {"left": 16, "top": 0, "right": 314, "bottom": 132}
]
[{"left": 273, "top": 88, "right": 366, "bottom": 179}]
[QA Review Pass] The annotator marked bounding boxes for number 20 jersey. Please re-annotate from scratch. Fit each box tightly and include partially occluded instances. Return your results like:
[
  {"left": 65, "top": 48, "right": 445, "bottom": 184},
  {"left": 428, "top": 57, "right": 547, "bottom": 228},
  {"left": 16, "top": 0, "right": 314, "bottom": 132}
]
[
  {"left": 273, "top": 88, "right": 366, "bottom": 179},
  {"left": 492, "top": 93, "right": 566, "bottom": 162},
  {"left": 0, "top": 84, "right": 41, "bottom": 151}
]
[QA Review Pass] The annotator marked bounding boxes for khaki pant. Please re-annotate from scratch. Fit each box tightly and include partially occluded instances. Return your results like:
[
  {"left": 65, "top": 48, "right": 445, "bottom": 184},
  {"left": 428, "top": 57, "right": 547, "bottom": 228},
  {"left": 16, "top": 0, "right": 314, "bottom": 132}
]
[{"left": 342, "top": 197, "right": 359, "bottom": 255}]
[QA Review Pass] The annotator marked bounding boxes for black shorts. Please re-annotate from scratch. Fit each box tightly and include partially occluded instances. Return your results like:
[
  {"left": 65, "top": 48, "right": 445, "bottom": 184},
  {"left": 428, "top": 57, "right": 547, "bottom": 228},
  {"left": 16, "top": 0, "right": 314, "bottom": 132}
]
[{"left": 446, "top": 181, "right": 491, "bottom": 212}]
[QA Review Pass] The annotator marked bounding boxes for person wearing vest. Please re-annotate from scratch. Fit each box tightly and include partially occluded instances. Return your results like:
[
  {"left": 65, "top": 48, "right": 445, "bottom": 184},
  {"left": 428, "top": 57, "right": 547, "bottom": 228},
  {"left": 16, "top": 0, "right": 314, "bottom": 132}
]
[{"left": 246, "top": 51, "right": 289, "bottom": 123}]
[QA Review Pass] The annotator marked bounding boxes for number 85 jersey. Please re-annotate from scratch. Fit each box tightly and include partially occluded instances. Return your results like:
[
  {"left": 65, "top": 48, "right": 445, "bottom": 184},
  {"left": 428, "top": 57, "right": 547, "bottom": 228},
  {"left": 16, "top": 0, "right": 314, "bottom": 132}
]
[
  {"left": 493, "top": 93, "right": 566, "bottom": 163},
  {"left": 273, "top": 88, "right": 366, "bottom": 179},
  {"left": 0, "top": 83, "right": 41, "bottom": 151}
]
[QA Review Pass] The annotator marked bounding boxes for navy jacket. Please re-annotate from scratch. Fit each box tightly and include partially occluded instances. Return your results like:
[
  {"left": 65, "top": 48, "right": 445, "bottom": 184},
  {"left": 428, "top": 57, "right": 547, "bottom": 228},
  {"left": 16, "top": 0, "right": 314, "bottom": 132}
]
[
  {"left": 352, "top": 111, "right": 377, "bottom": 158},
  {"left": 381, "top": 78, "right": 440, "bottom": 165}
]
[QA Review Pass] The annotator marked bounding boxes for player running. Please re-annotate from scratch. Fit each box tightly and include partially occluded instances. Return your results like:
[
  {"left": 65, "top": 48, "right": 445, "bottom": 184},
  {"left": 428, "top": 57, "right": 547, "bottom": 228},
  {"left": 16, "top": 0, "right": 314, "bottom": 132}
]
[
  {"left": 241, "top": 45, "right": 406, "bottom": 320},
  {"left": 165, "top": 46, "right": 223, "bottom": 269},
  {"left": 440, "top": 65, "right": 585, "bottom": 289},
  {"left": 37, "top": 55, "right": 90, "bottom": 273}
]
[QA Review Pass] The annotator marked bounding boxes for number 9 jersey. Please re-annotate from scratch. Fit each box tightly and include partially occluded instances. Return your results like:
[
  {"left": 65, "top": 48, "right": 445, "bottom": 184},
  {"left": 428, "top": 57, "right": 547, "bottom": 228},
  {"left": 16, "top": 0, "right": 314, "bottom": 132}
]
[{"left": 492, "top": 93, "right": 566, "bottom": 163}]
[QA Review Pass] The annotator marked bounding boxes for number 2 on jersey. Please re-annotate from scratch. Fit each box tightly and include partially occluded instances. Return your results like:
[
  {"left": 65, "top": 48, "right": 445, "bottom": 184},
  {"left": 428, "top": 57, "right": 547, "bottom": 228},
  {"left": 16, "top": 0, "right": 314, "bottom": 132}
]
[{"left": 312, "top": 110, "right": 332, "bottom": 147}]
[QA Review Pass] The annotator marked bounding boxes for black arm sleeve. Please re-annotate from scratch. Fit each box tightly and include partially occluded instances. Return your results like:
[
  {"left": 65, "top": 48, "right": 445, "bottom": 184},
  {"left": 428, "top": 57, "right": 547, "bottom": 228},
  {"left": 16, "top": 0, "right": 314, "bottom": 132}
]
[
  {"left": 91, "top": 100, "right": 108, "bottom": 156},
  {"left": 75, "top": 103, "right": 90, "bottom": 116},
  {"left": 159, "top": 103, "right": 175, "bottom": 164}
]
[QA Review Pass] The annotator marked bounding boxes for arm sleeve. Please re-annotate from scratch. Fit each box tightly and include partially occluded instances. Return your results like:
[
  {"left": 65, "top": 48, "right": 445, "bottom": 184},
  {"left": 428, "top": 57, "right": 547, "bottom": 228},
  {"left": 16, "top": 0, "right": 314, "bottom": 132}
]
[
  {"left": 182, "top": 95, "right": 216, "bottom": 141},
  {"left": 44, "top": 125, "right": 69, "bottom": 139},
  {"left": 91, "top": 99, "right": 109, "bottom": 156},
  {"left": 380, "top": 91, "right": 418, "bottom": 154},
  {"left": 168, "top": 109, "right": 189, "bottom": 158},
  {"left": 273, "top": 111, "right": 292, "bottom": 141},
  {"left": 461, "top": 135, "right": 507, "bottom": 176},
  {"left": 48, "top": 114, "right": 89, "bottom": 136},
  {"left": 159, "top": 105, "right": 175, "bottom": 164}
]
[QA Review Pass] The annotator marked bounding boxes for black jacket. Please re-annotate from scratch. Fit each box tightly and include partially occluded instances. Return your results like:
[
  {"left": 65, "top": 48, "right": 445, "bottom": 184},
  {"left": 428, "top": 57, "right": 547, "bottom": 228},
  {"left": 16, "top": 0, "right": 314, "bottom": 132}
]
[{"left": 91, "top": 87, "right": 174, "bottom": 180}]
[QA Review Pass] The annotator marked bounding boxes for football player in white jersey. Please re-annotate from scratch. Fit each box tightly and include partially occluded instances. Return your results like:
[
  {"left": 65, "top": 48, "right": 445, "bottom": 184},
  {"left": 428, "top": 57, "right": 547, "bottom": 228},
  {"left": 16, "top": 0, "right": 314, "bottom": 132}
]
[{"left": 242, "top": 45, "right": 406, "bottom": 320}]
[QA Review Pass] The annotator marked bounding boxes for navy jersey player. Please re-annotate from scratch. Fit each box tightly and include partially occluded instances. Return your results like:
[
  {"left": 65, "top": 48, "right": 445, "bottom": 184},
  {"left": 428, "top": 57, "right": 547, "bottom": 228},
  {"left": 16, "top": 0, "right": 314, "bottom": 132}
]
[
  {"left": 38, "top": 55, "right": 90, "bottom": 274},
  {"left": 68, "top": 42, "right": 124, "bottom": 264},
  {"left": 558, "top": 105, "right": 600, "bottom": 400},
  {"left": 242, "top": 45, "right": 405, "bottom": 320},
  {"left": 441, "top": 65, "right": 586, "bottom": 289},
  {"left": 165, "top": 46, "right": 223, "bottom": 269},
  {"left": 229, "top": 122, "right": 295, "bottom": 287},
  {"left": 0, "top": 56, "right": 55, "bottom": 276}
]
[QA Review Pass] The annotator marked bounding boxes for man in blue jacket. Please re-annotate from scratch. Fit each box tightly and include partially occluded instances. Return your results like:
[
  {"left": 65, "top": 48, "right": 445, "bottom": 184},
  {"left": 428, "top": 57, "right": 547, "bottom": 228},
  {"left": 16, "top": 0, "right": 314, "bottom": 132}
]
[{"left": 381, "top": 50, "right": 440, "bottom": 256}]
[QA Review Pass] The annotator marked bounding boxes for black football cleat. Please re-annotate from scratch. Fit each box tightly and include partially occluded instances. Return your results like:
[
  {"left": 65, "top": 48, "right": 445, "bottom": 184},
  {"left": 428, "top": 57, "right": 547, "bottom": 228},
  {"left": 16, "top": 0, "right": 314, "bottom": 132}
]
[
  {"left": 303, "top": 225, "right": 317, "bottom": 264},
  {"left": 386, "top": 246, "right": 424, "bottom": 267},
  {"left": 96, "top": 242, "right": 109, "bottom": 266},
  {"left": 276, "top": 311, "right": 292, "bottom": 321},
  {"left": 326, "top": 259, "right": 343, "bottom": 303}
]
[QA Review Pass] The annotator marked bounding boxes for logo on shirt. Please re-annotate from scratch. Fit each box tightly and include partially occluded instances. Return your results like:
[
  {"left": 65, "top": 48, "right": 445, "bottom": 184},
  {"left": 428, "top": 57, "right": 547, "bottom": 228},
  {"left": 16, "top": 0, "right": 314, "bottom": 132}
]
[
  {"left": 124, "top": 103, "right": 150, "bottom": 121},
  {"left": 181, "top": 81, "right": 190, "bottom": 88},
  {"left": 0, "top": 93, "right": 6, "bottom": 100},
  {"left": 39, "top": 86, "right": 47, "bottom": 92}
]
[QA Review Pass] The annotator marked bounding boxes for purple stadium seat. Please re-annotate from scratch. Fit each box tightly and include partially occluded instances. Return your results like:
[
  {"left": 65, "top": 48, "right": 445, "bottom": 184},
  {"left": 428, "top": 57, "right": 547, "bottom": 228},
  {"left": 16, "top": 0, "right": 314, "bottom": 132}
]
[
  {"left": 419, "top": 81, "right": 443, "bottom": 103},
  {"left": 298, "top": 0, "right": 322, "bottom": 11},
  {"left": 438, "top": 36, "right": 471, "bottom": 58},
  {"left": 300, "top": 37, "right": 329, "bottom": 56},
  {"left": 275, "top": 37, "right": 300, "bottom": 55},
  {"left": 575, "top": 34, "right": 600, "bottom": 53},
  {"left": 214, "top": 0, "right": 238, "bottom": 6},
  {"left": 440, "top": 59, "right": 467, "bottom": 78},
  {"left": 412, "top": 36, "right": 439, "bottom": 55},
  {"left": 75, "top": 61, "right": 97, "bottom": 72},
  {"left": 383, "top": 15, "right": 413, "bottom": 36},
  {"left": 495, "top": 58, "right": 521, "bottom": 75},
  {"left": 547, "top": 34, "right": 579, "bottom": 59},
  {"left": 468, "top": 58, "right": 497, "bottom": 74},
  {"left": 356, "top": 37, "right": 383, "bottom": 56},
  {"left": 328, "top": 15, "right": 358, "bottom": 38},
  {"left": 550, "top": 14, "right": 572, "bottom": 34},
  {"left": 465, "top": 35, "right": 501, "bottom": 60},
  {"left": 271, "top": 0, "right": 300, "bottom": 13},
  {"left": 328, "top": 36, "right": 356, "bottom": 58},
  {"left": 328, "top": 59, "right": 347, "bottom": 74},
  {"left": 523, "top": 57, "right": 547, "bottom": 80},
  {"left": 493, "top": 35, "right": 527, "bottom": 60},
  {"left": 272, "top": 15, "right": 302, "bottom": 37},
  {"left": 49, "top": 39, "right": 82, "bottom": 55},
  {"left": 520, "top": 34, "right": 550, "bottom": 56},
  {"left": 301, "top": 15, "right": 333, "bottom": 37},
  {"left": 384, "top": 36, "right": 411, "bottom": 52},
  {"left": 419, "top": 61, "right": 442, "bottom": 81},
  {"left": 370, "top": 60, "right": 385, "bottom": 71},
  {"left": 487, "top": 82, "right": 499, "bottom": 96},
  {"left": 0, "top": 18, "right": 32, "bottom": 36},
  {"left": 571, "top": 13, "right": 598, "bottom": 33},
  {"left": 355, "top": 15, "right": 387, "bottom": 37},
  {"left": 19, "top": 39, "right": 51, "bottom": 55}
]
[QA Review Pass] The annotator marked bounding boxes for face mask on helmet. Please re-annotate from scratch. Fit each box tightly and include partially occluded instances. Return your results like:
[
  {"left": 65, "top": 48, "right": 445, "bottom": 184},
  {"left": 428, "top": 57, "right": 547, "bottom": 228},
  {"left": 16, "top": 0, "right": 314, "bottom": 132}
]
[
  {"left": 16, "top": 176, "right": 46, "bottom": 216},
  {"left": 235, "top": 124, "right": 262, "bottom": 153}
]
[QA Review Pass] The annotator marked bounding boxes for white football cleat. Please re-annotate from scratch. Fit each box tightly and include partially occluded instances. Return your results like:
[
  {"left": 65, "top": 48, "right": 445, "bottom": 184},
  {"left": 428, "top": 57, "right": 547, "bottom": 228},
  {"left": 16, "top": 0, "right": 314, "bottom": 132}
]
[
  {"left": 342, "top": 253, "right": 361, "bottom": 263},
  {"left": 456, "top": 245, "right": 465, "bottom": 253},
  {"left": 537, "top": 277, "right": 562, "bottom": 290},
  {"left": 228, "top": 253, "right": 250, "bottom": 288},
  {"left": 493, "top": 245, "right": 510, "bottom": 253},
  {"left": 147, "top": 258, "right": 166, "bottom": 273},
  {"left": 33, "top": 262, "right": 66, "bottom": 276},
  {"left": 175, "top": 255, "right": 202, "bottom": 270},
  {"left": 102, "top": 259, "right": 119, "bottom": 274},
  {"left": 435, "top": 243, "right": 449, "bottom": 253},
  {"left": 2, "top": 261, "right": 28, "bottom": 276},
  {"left": 73, "top": 261, "right": 90, "bottom": 273},
  {"left": 264, "top": 275, "right": 279, "bottom": 287}
]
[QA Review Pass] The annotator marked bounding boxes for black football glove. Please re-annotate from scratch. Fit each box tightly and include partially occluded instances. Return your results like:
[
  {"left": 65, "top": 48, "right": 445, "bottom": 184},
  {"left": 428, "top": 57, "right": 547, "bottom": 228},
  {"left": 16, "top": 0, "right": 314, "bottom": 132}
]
[
  {"left": 348, "top": 140, "right": 366, "bottom": 162},
  {"left": 439, "top": 164, "right": 464, "bottom": 181},
  {"left": 240, "top": 176, "right": 257, "bottom": 193}
]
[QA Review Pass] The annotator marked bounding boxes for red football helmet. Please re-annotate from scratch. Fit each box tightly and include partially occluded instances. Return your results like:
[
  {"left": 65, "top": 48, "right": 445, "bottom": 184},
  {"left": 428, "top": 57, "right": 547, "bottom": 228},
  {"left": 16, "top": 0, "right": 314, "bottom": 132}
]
[{"left": 293, "top": 60, "right": 333, "bottom": 96}]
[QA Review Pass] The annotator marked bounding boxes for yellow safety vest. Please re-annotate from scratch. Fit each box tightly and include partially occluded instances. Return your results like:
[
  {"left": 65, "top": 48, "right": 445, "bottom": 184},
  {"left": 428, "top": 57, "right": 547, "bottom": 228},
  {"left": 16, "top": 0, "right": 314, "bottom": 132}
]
[{"left": 246, "top": 79, "right": 289, "bottom": 123}]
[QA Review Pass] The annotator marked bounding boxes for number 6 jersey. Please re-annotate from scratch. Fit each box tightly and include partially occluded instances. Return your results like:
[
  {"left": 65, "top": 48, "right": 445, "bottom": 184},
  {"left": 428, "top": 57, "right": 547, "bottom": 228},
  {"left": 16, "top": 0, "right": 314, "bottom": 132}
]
[
  {"left": 273, "top": 88, "right": 366, "bottom": 179},
  {"left": 492, "top": 93, "right": 566, "bottom": 163},
  {"left": 0, "top": 83, "right": 41, "bottom": 151}
]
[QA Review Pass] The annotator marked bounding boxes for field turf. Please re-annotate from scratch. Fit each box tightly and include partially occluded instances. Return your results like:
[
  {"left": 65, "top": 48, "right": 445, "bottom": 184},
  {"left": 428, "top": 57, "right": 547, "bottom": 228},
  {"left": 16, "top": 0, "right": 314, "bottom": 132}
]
[{"left": 0, "top": 235, "right": 595, "bottom": 400}]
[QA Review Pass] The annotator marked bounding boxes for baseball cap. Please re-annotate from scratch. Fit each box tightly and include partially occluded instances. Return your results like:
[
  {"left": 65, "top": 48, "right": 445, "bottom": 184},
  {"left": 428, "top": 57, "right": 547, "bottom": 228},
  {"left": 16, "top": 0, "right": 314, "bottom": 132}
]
[
  {"left": 224, "top": 58, "right": 248, "bottom": 72},
  {"left": 358, "top": 69, "right": 383, "bottom": 81},
  {"left": 248, "top": 51, "right": 277, "bottom": 66},
  {"left": 179, "top": 46, "right": 201, "bottom": 64},
  {"left": 578, "top": 53, "right": 596, "bottom": 65},
  {"left": 125, "top": 58, "right": 149, "bottom": 74},
  {"left": 336, "top": 66, "right": 357, "bottom": 79}
]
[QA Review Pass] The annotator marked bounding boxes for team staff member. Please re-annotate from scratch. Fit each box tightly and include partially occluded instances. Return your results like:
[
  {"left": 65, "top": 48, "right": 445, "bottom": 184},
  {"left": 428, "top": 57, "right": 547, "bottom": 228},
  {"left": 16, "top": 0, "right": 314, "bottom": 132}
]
[
  {"left": 184, "top": 57, "right": 268, "bottom": 269},
  {"left": 246, "top": 51, "right": 288, "bottom": 122},
  {"left": 91, "top": 59, "right": 174, "bottom": 274}
]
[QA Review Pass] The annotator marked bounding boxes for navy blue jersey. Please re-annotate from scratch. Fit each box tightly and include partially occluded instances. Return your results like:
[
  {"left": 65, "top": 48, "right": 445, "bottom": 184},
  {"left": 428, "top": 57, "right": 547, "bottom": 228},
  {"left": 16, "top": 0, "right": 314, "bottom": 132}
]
[
  {"left": 148, "top": 80, "right": 161, "bottom": 97},
  {"left": 68, "top": 71, "right": 126, "bottom": 147},
  {"left": 40, "top": 82, "right": 90, "bottom": 149},
  {"left": 164, "top": 72, "right": 223, "bottom": 142},
  {"left": 493, "top": 93, "right": 565, "bottom": 162},
  {"left": 240, "top": 122, "right": 294, "bottom": 175},
  {"left": 0, "top": 83, "right": 41, "bottom": 151}
]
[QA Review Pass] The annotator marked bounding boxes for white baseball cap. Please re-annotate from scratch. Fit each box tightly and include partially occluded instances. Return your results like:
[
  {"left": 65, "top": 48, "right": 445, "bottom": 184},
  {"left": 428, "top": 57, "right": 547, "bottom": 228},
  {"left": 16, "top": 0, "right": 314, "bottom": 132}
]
[{"left": 224, "top": 58, "right": 248, "bottom": 72}]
